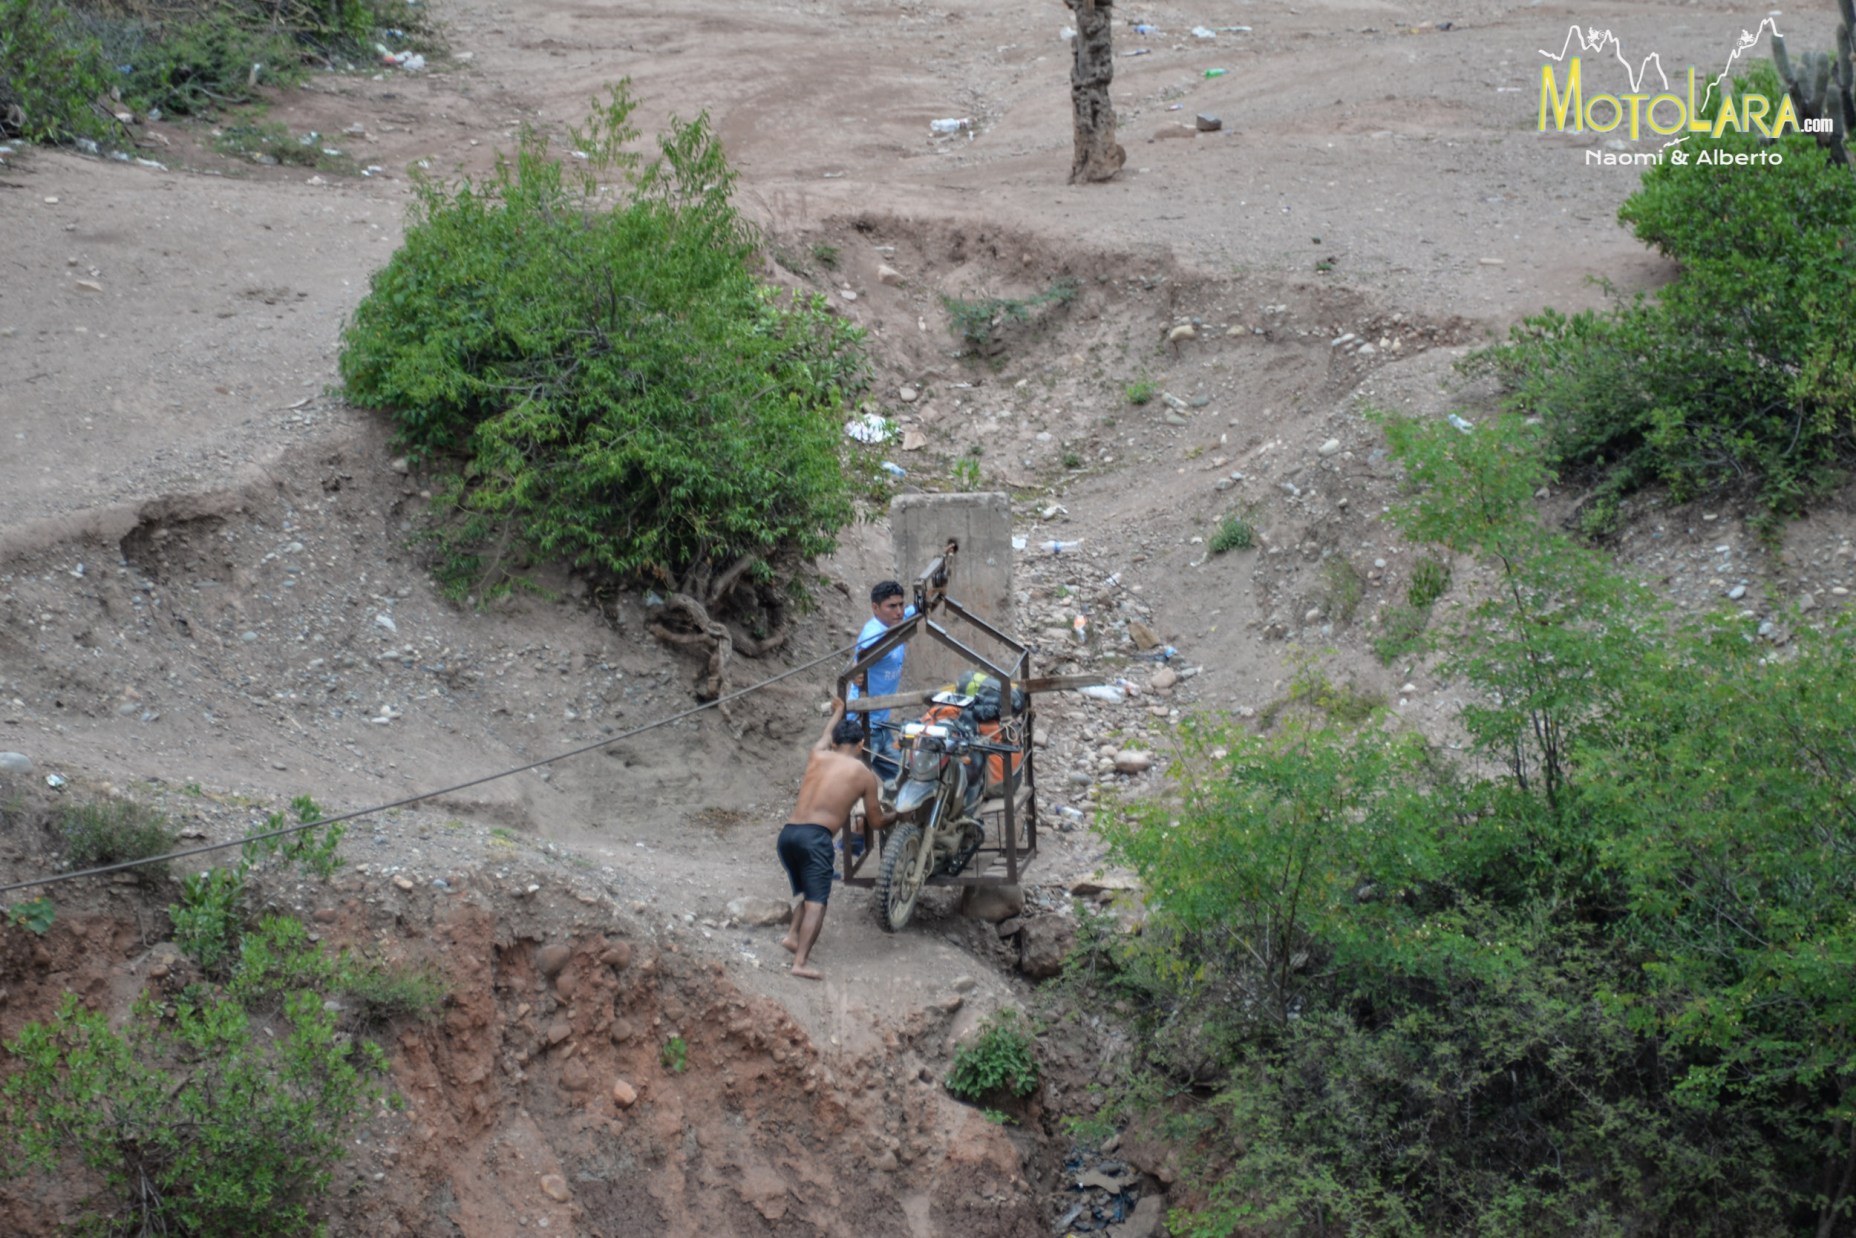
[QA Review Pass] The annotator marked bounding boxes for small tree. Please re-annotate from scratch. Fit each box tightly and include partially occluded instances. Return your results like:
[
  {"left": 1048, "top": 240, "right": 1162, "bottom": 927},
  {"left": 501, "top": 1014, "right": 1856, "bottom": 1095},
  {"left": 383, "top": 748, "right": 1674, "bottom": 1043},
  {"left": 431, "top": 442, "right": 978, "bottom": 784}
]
[{"left": 340, "top": 85, "right": 870, "bottom": 691}]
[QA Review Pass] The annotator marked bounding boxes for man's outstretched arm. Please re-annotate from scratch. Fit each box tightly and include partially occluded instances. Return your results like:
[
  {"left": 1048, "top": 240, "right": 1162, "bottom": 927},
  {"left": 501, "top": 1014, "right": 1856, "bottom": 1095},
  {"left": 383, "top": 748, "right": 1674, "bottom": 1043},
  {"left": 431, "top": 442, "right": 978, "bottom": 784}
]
[{"left": 814, "top": 696, "right": 847, "bottom": 752}]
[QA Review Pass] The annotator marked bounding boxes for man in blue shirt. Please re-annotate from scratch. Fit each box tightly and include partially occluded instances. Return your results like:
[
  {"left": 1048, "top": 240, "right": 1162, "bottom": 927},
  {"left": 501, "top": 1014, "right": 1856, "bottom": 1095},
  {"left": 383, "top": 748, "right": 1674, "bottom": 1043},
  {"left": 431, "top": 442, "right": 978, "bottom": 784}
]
[{"left": 849, "top": 580, "right": 912, "bottom": 783}]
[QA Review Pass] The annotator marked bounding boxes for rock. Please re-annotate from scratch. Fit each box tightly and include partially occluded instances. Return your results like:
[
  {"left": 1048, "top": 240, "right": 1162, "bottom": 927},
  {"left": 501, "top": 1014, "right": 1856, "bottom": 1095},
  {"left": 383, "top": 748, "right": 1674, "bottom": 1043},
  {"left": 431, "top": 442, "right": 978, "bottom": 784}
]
[
  {"left": 951, "top": 974, "right": 976, "bottom": 992},
  {"left": 390, "top": 456, "right": 411, "bottom": 475},
  {"left": 75, "top": 279, "right": 103, "bottom": 293},
  {"left": 1195, "top": 113, "right": 1222, "bottom": 132},
  {"left": 392, "top": 874, "right": 414, "bottom": 891},
  {"left": 545, "top": 1018, "right": 572, "bottom": 1046},
  {"left": 535, "top": 943, "right": 573, "bottom": 977},
  {"left": 1317, "top": 437, "right": 1342, "bottom": 457},
  {"left": 539, "top": 1173, "right": 570, "bottom": 1202},
  {"left": 726, "top": 895, "right": 792, "bottom": 927},
  {"left": 0, "top": 752, "right": 32, "bottom": 774},
  {"left": 1149, "top": 668, "right": 1179, "bottom": 692},
  {"left": 736, "top": 1163, "right": 790, "bottom": 1222},
  {"left": 1113, "top": 749, "right": 1153, "bottom": 774},
  {"left": 560, "top": 1056, "right": 590, "bottom": 1091},
  {"left": 877, "top": 263, "right": 904, "bottom": 286},
  {"left": 374, "top": 613, "right": 397, "bottom": 633},
  {"left": 611, "top": 1078, "right": 639, "bottom": 1107},
  {"left": 1166, "top": 323, "right": 1196, "bottom": 343},
  {"left": 600, "top": 940, "right": 633, "bottom": 969},
  {"left": 961, "top": 884, "right": 1025, "bottom": 923},
  {"left": 1126, "top": 618, "right": 1161, "bottom": 651},
  {"left": 996, "top": 915, "right": 1025, "bottom": 938},
  {"left": 1019, "top": 917, "right": 1076, "bottom": 980},
  {"left": 1109, "top": 1194, "right": 1166, "bottom": 1238},
  {"left": 1071, "top": 873, "right": 1139, "bottom": 898},
  {"left": 1727, "top": 584, "right": 1747, "bottom": 600},
  {"left": 898, "top": 384, "right": 918, "bottom": 403}
]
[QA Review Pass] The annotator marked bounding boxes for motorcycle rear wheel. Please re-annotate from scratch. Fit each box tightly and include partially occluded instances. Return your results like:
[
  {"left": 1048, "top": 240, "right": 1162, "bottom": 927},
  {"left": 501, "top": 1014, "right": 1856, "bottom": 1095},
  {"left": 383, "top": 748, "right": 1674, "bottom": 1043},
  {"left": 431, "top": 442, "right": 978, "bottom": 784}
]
[{"left": 875, "top": 822, "right": 925, "bottom": 932}]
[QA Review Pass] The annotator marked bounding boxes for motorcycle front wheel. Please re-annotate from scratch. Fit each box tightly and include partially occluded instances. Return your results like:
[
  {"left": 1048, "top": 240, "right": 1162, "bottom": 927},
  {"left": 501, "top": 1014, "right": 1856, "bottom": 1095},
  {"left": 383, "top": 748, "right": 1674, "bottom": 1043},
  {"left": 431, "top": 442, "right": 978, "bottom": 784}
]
[{"left": 874, "top": 822, "right": 925, "bottom": 932}]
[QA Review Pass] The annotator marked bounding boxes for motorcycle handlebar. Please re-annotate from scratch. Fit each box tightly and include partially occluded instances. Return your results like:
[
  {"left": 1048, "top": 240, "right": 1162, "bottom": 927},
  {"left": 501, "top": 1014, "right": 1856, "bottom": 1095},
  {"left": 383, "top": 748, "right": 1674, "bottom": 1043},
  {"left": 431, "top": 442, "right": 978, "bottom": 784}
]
[{"left": 863, "top": 718, "right": 1019, "bottom": 756}]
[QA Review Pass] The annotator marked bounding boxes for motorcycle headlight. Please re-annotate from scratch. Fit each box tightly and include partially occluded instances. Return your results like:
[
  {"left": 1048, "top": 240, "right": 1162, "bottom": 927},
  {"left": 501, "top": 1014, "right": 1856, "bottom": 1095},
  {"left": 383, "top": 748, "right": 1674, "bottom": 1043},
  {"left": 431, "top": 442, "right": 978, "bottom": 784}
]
[{"left": 907, "top": 746, "right": 942, "bottom": 779}]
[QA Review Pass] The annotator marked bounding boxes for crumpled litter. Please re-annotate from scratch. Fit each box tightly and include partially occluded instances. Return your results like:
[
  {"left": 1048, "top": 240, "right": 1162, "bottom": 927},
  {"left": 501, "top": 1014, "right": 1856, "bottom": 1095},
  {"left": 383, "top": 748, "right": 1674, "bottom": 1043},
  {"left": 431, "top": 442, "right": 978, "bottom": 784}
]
[{"left": 843, "top": 411, "right": 895, "bottom": 444}]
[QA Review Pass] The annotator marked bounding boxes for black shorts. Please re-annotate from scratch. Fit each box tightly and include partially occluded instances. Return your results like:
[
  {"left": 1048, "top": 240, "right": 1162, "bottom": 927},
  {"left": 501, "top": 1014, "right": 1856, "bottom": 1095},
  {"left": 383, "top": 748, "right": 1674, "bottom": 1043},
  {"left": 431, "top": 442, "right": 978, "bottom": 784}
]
[{"left": 777, "top": 823, "right": 835, "bottom": 905}]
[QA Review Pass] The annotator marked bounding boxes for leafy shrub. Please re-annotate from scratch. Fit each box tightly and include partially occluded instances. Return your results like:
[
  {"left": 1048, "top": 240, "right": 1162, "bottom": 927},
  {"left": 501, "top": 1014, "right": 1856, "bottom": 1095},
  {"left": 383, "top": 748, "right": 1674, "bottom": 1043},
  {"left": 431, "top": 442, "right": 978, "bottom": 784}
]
[
  {"left": 1125, "top": 376, "right": 1158, "bottom": 405},
  {"left": 946, "top": 1009, "right": 1039, "bottom": 1101},
  {"left": 231, "top": 914, "right": 446, "bottom": 1023},
  {"left": 340, "top": 88, "right": 867, "bottom": 606},
  {"left": 59, "top": 797, "right": 177, "bottom": 868},
  {"left": 1371, "top": 601, "right": 1431, "bottom": 665},
  {"left": 1406, "top": 555, "right": 1450, "bottom": 609},
  {"left": 172, "top": 796, "right": 343, "bottom": 976},
  {"left": 1101, "top": 414, "right": 1856, "bottom": 1235},
  {"left": 2, "top": 987, "right": 385, "bottom": 1238},
  {"left": 1208, "top": 514, "right": 1253, "bottom": 554},
  {"left": 1468, "top": 63, "right": 1856, "bottom": 519},
  {"left": 661, "top": 1035, "right": 688, "bottom": 1074},
  {"left": 110, "top": 11, "right": 304, "bottom": 117},
  {"left": 0, "top": 0, "right": 111, "bottom": 143},
  {"left": 941, "top": 279, "right": 1077, "bottom": 360}
]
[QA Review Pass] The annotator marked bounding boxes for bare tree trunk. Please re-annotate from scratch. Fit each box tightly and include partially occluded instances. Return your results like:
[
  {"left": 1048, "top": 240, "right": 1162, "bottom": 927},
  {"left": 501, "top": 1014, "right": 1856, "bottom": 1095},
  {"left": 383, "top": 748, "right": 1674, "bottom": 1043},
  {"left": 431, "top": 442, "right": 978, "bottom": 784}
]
[{"left": 1064, "top": 0, "right": 1126, "bottom": 182}]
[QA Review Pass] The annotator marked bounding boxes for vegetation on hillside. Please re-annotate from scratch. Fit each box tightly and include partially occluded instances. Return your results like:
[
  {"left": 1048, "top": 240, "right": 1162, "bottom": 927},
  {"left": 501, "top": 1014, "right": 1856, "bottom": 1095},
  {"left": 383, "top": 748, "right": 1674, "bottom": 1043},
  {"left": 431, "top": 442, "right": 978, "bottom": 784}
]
[
  {"left": 2, "top": 799, "right": 439, "bottom": 1236},
  {"left": 0, "top": 0, "right": 434, "bottom": 145},
  {"left": 1468, "top": 63, "right": 1856, "bottom": 532},
  {"left": 1081, "top": 413, "right": 1856, "bottom": 1236},
  {"left": 339, "top": 87, "right": 870, "bottom": 655}
]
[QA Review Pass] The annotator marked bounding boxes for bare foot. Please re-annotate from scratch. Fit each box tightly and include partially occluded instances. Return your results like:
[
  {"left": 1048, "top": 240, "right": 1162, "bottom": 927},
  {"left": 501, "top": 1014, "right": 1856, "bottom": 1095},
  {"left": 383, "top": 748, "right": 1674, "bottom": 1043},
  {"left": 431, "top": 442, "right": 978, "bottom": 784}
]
[
  {"left": 790, "top": 964, "right": 823, "bottom": 980},
  {"left": 780, "top": 937, "right": 798, "bottom": 954}
]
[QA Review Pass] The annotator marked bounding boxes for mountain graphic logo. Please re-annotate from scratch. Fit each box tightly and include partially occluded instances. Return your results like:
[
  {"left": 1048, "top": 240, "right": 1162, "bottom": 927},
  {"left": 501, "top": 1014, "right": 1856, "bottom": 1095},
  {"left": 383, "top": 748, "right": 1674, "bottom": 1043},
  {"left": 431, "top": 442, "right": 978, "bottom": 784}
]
[{"left": 1536, "top": 20, "right": 1817, "bottom": 144}]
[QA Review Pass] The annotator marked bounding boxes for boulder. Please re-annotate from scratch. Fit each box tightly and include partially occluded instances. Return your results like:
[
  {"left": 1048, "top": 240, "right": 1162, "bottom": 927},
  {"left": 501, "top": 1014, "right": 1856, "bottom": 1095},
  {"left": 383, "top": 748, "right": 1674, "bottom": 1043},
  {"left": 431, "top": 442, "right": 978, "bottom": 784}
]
[
  {"left": 962, "top": 884, "right": 1024, "bottom": 923},
  {"left": 1019, "top": 917, "right": 1076, "bottom": 980},
  {"left": 726, "top": 895, "right": 792, "bottom": 927}
]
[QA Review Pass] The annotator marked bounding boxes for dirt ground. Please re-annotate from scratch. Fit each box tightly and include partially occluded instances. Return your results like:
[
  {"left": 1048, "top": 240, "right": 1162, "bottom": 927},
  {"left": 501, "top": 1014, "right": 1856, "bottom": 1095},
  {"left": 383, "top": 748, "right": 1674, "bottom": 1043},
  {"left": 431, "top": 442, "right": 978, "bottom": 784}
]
[{"left": 5, "top": 0, "right": 1856, "bottom": 1234}]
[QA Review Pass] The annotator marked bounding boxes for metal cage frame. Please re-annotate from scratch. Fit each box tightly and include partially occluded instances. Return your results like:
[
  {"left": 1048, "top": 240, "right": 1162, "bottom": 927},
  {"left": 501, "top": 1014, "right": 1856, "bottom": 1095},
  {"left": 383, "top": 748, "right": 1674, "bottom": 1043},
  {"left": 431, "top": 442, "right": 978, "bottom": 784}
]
[{"left": 835, "top": 541, "right": 1039, "bottom": 889}]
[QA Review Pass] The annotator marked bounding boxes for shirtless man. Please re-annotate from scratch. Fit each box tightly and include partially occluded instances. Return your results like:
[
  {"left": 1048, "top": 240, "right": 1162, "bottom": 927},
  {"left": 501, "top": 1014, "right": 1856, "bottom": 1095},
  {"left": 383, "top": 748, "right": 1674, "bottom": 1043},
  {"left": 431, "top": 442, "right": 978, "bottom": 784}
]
[{"left": 776, "top": 698, "right": 890, "bottom": 980}]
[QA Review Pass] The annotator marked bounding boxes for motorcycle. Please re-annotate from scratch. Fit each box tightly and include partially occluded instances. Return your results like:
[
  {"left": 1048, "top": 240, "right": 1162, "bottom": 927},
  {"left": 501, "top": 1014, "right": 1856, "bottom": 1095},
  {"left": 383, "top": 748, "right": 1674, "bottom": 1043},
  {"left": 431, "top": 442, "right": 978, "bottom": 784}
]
[{"left": 869, "top": 691, "right": 1020, "bottom": 932}]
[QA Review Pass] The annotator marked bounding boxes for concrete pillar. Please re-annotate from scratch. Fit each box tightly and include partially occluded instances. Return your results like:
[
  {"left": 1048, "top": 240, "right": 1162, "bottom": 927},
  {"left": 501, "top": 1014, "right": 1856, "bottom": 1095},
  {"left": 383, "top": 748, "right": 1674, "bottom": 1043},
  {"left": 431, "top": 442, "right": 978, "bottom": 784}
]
[{"left": 891, "top": 492, "right": 1016, "bottom": 691}]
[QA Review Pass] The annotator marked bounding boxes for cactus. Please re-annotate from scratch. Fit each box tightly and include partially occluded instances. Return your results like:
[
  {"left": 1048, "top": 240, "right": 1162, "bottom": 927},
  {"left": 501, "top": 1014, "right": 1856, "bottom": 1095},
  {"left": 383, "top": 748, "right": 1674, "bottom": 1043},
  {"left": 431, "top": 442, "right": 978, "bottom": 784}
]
[{"left": 1771, "top": 0, "right": 1855, "bottom": 167}]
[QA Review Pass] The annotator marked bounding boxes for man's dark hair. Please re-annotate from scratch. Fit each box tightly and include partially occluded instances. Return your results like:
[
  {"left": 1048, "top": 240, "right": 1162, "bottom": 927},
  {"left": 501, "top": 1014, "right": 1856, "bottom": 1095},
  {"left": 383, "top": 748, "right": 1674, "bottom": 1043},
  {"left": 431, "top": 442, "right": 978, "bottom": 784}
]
[
  {"left": 870, "top": 580, "right": 904, "bottom": 606},
  {"left": 832, "top": 716, "right": 867, "bottom": 747}
]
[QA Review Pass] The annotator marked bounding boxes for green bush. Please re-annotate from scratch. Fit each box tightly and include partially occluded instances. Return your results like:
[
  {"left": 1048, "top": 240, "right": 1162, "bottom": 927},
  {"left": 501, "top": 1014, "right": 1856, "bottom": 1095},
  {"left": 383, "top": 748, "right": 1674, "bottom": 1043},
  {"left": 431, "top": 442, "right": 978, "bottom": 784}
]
[
  {"left": 946, "top": 1009, "right": 1039, "bottom": 1101},
  {"left": 1099, "top": 415, "right": 1856, "bottom": 1235},
  {"left": 941, "top": 279, "right": 1077, "bottom": 360},
  {"left": 171, "top": 796, "right": 343, "bottom": 976},
  {"left": 1208, "top": 514, "right": 1253, "bottom": 553},
  {"left": 1406, "top": 555, "right": 1450, "bottom": 609},
  {"left": 2, "top": 989, "right": 386, "bottom": 1238},
  {"left": 0, "top": 0, "right": 111, "bottom": 144},
  {"left": 1125, "top": 376, "right": 1159, "bottom": 405},
  {"left": 1370, "top": 601, "right": 1431, "bottom": 665},
  {"left": 1469, "top": 63, "right": 1856, "bottom": 519},
  {"left": 59, "top": 798, "right": 178, "bottom": 868},
  {"left": 340, "top": 87, "right": 867, "bottom": 605}
]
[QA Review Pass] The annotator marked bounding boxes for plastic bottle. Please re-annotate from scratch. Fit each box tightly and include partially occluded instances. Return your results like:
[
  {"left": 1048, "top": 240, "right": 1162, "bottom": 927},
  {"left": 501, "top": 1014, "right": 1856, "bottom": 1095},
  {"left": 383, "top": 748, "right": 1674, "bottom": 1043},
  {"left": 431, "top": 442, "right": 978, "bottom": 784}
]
[
  {"left": 929, "top": 118, "right": 970, "bottom": 135},
  {"left": 880, "top": 461, "right": 908, "bottom": 478},
  {"left": 1041, "top": 539, "right": 1083, "bottom": 554},
  {"left": 1071, "top": 615, "right": 1090, "bottom": 644},
  {"left": 1079, "top": 684, "right": 1126, "bottom": 704},
  {"left": 1203, "top": 67, "right": 1228, "bottom": 78}
]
